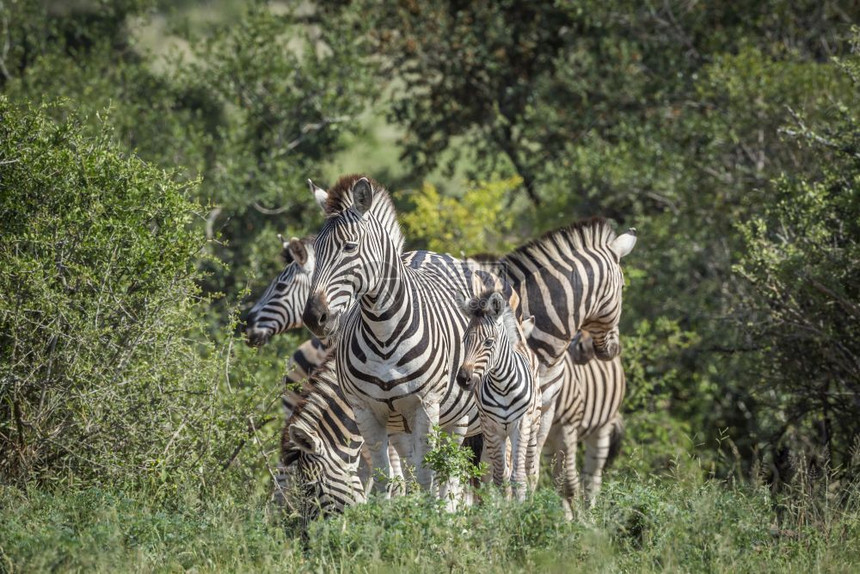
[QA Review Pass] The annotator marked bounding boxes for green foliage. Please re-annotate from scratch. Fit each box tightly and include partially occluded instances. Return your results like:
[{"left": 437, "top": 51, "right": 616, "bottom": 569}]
[
  {"left": 4, "top": 475, "right": 858, "bottom": 572},
  {"left": 397, "top": 177, "right": 521, "bottom": 254},
  {"left": 0, "top": 484, "right": 297, "bottom": 572},
  {"left": 423, "top": 426, "right": 486, "bottom": 488},
  {"left": 0, "top": 98, "right": 248, "bottom": 490},
  {"left": 734, "top": 33, "right": 860, "bottom": 468}
]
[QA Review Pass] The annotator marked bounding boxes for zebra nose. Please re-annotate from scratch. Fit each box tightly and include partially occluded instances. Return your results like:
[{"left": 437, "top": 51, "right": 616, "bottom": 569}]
[
  {"left": 456, "top": 365, "right": 474, "bottom": 390},
  {"left": 303, "top": 291, "right": 329, "bottom": 336}
]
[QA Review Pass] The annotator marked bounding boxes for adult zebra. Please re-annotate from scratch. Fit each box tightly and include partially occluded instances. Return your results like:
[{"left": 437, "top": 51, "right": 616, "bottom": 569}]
[
  {"left": 242, "top": 186, "right": 412, "bottom": 490},
  {"left": 470, "top": 220, "right": 636, "bottom": 482},
  {"left": 545, "top": 332, "right": 625, "bottom": 517},
  {"left": 302, "top": 175, "right": 512, "bottom": 494},
  {"left": 281, "top": 360, "right": 371, "bottom": 526},
  {"left": 245, "top": 234, "right": 316, "bottom": 349}
]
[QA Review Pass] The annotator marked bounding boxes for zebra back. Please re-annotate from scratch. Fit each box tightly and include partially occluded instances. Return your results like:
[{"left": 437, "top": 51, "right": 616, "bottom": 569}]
[{"left": 498, "top": 218, "right": 636, "bottom": 367}]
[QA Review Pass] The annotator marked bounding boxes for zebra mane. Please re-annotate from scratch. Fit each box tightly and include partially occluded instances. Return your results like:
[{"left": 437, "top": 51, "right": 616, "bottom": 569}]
[
  {"left": 501, "top": 216, "right": 617, "bottom": 267},
  {"left": 462, "top": 290, "right": 523, "bottom": 348},
  {"left": 323, "top": 174, "right": 405, "bottom": 253},
  {"left": 464, "top": 252, "right": 503, "bottom": 275},
  {"left": 285, "top": 359, "right": 345, "bottom": 444}
]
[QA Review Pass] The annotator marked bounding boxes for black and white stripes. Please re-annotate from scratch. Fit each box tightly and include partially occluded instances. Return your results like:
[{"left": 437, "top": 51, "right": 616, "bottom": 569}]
[
  {"left": 302, "top": 175, "right": 496, "bottom": 494},
  {"left": 457, "top": 290, "right": 541, "bottom": 500}
]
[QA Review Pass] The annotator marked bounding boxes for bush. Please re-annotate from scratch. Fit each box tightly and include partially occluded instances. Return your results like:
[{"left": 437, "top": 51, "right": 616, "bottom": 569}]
[{"left": 0, "top": 98, "right": 245, "bottom": 490}]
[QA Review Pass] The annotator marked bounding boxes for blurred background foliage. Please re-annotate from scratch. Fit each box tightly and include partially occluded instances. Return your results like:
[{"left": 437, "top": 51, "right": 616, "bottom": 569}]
[{"left": 1, "top": 0, "right": 859, "bottom": 496}]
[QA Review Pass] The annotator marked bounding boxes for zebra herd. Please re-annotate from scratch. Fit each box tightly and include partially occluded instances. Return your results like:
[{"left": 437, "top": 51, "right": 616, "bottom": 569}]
[{"left": 244, "top": 174, "right": 636, "bottom": 524}]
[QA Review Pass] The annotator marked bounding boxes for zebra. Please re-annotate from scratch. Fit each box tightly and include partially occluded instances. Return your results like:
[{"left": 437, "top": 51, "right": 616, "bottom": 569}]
[
  {"left": 472, "top": 220, "right": 636, "bottom": 486},
  {"left": 465, "top": 229, "right": 635, "bottom": 488},
  {"left": 302, "top": 175, "right": 509, "bottom": 495},
  {"left": 280, "top": 360, "right": 368, "bottom": 526},
  {"left": 546, "top": 330, "right": 626, "bottom": 517},
  {"left": 456, "top": 290, "right": 541, "bottom": 501},
  {"left": 243, "top": 184, "right": 411, "bottom": 491},
  {"left": 245, "top": 234, "right": 316, "bottom": 348}
]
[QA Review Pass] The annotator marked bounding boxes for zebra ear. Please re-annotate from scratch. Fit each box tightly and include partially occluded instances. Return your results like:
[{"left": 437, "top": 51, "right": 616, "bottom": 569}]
[
  {"left": 308, "top": 179, "right": 328, "bottom": 212},
  {"left": 289, "top": 426, "right": 321, "bottom": 455},
  {"left": 487, "top": 292, "right": 505, "bottom": 318},
  {"left": 352, "top": 177, "right": 373, "bottom": 216},
  {"left": 520, "top": 315, "right": 536, "bottom": 339},
  {"left": 287, "top": 236, "right": 308, "bottom": 266},
  {"left": 610, "top": 228, "right": 637, "bottom": 260},
  {"left": 283, "top": 390, "right": 303, "bottom": 419}
]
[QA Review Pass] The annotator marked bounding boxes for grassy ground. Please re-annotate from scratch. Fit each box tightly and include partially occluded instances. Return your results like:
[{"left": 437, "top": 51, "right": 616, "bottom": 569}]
[{"left": 3, "top": 468, "right": 858, "bottom": 573}]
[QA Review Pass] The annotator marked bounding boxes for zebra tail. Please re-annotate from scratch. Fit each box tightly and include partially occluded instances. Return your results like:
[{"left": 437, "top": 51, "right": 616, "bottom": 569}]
[
  {"left": 605, "top": 416, "right": 625, "bottom": 469},
  {"left": 463, "top": 433, "right": 485, "bottom": 489}
]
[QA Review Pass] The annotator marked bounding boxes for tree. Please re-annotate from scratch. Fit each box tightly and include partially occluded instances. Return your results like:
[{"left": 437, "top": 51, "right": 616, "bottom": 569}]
[{"left": 735, "top": 40, "right": 860, "bottom": 468}]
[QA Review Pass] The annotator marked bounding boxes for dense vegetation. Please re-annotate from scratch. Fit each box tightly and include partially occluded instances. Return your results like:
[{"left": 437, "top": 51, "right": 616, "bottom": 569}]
[{"left": 1, "top": 0, "right": 859, "bottom": 570}]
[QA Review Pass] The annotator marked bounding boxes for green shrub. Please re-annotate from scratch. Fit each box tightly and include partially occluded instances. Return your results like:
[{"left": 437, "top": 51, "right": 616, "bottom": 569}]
[{"left": 0, "top": 98, "right": 247, "bottom": 491}]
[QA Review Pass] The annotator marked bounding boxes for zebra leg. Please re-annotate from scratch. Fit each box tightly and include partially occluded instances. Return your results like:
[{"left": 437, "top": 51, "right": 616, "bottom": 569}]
[
  {"left": 389, "top": 433, "right": 409, "bottom": 495},
  {"left": 510, "top": 419, "right": 529, "bottom": 502},
  {"left": 408, "top": 399, "right": 441, "bottom": 492},
  {"left": 438, "top": 421, "right": 469, "bottom": 510},
  {"left": 484, "top": 427, "right": 508, "bottom": 498},
  {"left": 532, "top": 397, "right": 558, "bottom": 480},
  {"left": 357, "top": 444, "right": 373, "bottom": 494},
  {"left": 353, "top": 405, "right": 392, "bottom": 497},
  {"left": 525, "top": 404, "right": 541, "bottom": 493},
  {"left": 559, "top": 423, "right": 580, "bottom": 520},
  {"left": 582, "top": 423, "right": 613, "bottom": 505}
]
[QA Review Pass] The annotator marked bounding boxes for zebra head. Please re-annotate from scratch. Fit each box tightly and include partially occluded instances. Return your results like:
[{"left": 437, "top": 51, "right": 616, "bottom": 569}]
[
  {"left": 303, "top": 175, "right": 403, "bottom": 337},
  {"left": 456, "top": 290, "right": 535, "bottom": 391},
  {"left": 281, "top": 367, "right": 366, "bottom": 526},
  {"left": 244, "top": 234, "right": 316, "bottom": 347},
  {"left": 580, "top": 227, "right": 637, "bottom": 361}
]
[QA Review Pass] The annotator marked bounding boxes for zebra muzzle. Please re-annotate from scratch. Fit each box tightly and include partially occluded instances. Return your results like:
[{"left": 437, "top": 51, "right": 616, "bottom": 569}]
[
  {"left": 303, "top": 291, "right": 331, "bottom": 337},
  {"left": 456, "top": 365, "right": 479, "bottom": 392}
]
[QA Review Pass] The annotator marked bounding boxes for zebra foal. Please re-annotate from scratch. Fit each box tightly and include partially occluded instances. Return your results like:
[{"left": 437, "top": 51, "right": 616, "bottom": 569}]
[{"left": 457, "top": 290, "right": 541, "bottom": 500}]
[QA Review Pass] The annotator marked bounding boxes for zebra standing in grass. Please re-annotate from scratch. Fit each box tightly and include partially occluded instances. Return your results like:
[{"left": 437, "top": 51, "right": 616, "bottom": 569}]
[
  {"left": 302, "top": 175, "right": 510, "bottom": 495},
  {"left": 466, "top": 227, "right": 635, "bottom": 485},
  {"left": 456, "top": 290, "right": 541, "bottom": 500},
  {"left": 483, "top": 220, "right": 636, "bottom": 484},
  {"left": 243, "top": 188, "right": 411, "bottom": 490},
  {"left": 543, "top": 331, "right": 626, "bottom": 517}
]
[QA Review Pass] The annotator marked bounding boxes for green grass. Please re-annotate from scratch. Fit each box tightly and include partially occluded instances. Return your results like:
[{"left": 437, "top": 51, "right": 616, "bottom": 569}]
[{"left": 3, "top": 472, "right": 859, "bottom": 573}]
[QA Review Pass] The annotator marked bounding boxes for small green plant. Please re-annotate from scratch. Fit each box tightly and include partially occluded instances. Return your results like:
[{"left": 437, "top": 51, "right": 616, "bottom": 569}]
[{"left": 423, "top": 426, "right": 488, "bottom": 488}]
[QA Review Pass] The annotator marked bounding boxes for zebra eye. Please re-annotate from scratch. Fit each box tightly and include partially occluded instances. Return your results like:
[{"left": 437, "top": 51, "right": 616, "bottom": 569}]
[
  {"left": 344, "top": 241, "right": 359, "bottom": 252},
  {"left": 483, "top": 338, "right": 495, "bottom": 349}
]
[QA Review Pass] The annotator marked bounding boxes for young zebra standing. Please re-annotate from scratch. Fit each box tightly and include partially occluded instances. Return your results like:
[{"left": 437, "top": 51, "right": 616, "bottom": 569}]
[
  {"left": 457, "top": 290, "right": 541, "bottom": 501},
  {"left": 302, "top": 175, "right": 506, "bottom": 495}
]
